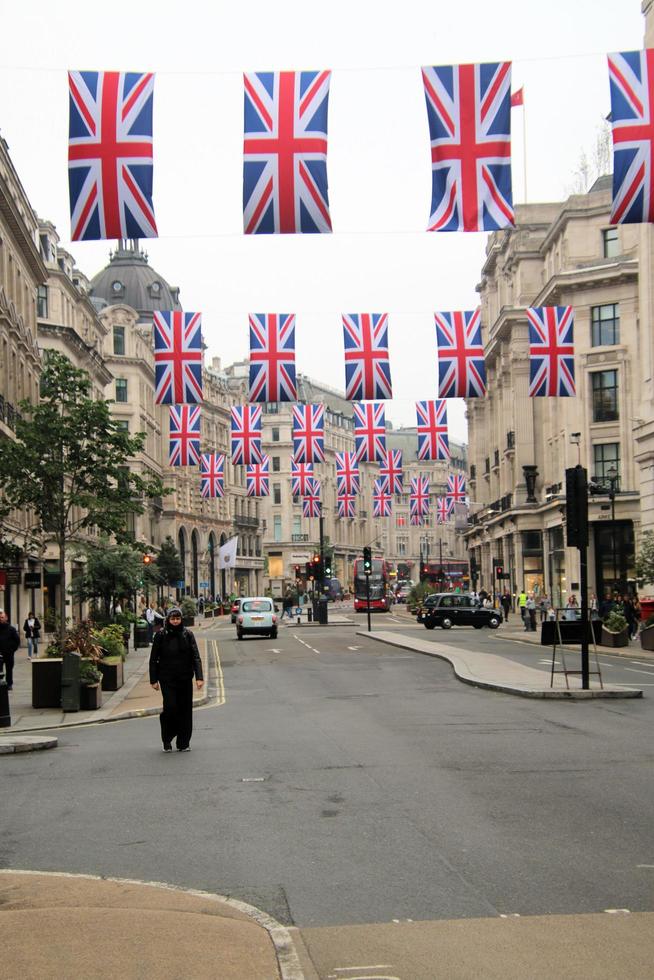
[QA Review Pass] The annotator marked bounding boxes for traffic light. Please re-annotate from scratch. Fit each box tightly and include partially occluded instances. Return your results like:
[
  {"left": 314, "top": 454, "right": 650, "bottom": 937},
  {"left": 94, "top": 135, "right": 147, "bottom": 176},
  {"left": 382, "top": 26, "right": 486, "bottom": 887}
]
[
  {"left": 313, "top": 554, "right": 323, "bottom": 579},
  {"left": 142, "top": 554, "right": 153, "bottom": 566},
  {"left": 495, "top": 564, "right": 504, "bottom": 579},
  {"left": 305, "top": 561, "right": 314, "bottom": 581},
  {"left": 324, "top": 558, "right": 332, "bottom": 578},
  {"left": 420, "top": 561, "right": 428, "bottom": 581},
  {"left": 294, "top": 564, "right": 301, "bottom": 577},
  {"left": 363, "top": 546, "right": 372, "bottom": 574},
  {"left": 565, "top": 465, "right": 589, "bottom": 549}
]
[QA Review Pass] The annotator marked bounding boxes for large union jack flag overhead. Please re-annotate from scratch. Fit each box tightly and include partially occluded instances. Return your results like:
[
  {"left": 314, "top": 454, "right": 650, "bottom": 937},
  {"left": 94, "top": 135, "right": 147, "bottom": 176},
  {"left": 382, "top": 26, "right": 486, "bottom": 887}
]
[
  {"left": 353, "top": 402, "right": 386, "bottom": 463},
  {"left": 231, "top": 405, "right": 263, "bottom": 465},
  {"left": 303, "top": 477, "right": 321, "bottom": 518},
  {"left": 416, "top": 400, "right": 449, "bottom": 460},
  {"left": 68, "top": 71, "right": 157, "bottom": 242},
  {"left": 342, "top": 314, "right": 393, "bottom": 400},
  {"left": 153, "top": 312, "right": 203, "bottom": 405},
  {"left": 292, "top": 404, "right": 325, "bottom": 463},
  {"left": 373, "top": 477, "right": 392, "bottom": 518},
  {"left": 337, "top": 491, "right": 356, "bottom": 519},
  {"left": 410, "top": 475, "right": 430, "bottom": 518},
  {"left": 379, "top": 449, "right": 403, "bottom": 494},
  {"left": 248, "top": 313, "right": 297, "bottom": 402},
  {"left": 436, "top": 496, "right": 453, "bottom": 524},
  {"left": 446, "top": 472, "right": 467, "bottom": 503},
  {"left": 168, "top": 405, "right": 201, "bottom": 467},
  {"left": 335, "top": 452, "right": 361, "bottom": 495},
  {"left": 200, "top": 453, "right": 225, "bottom": 499},
  {"left": 243, "top": 71, "right": 332, "bottom": 234},
  {"left": 527, "top": 306, "right": 576, "bottom": 397},
  {"left": 410, "top": 513, "right": 425, "bottom": 527},
  {"left": 291, "top": 459, "right": 314, "bottom": 496},
  {"left": 435, "top": 309, "right": 487, "bottom": 397},
  {"left": 422, "top": 61, "right": 514, "bottom": 232},
  {"left": 608, "top": 50, "right": 654, "bottom": 223},
  {"left": 247, "top": 455, "right": 270, "bottom": 497}
]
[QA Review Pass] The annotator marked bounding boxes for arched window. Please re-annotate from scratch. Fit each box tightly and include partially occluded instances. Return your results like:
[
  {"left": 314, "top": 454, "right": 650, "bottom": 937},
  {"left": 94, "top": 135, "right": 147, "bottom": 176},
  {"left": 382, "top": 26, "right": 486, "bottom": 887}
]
[{"left": 191, "top": 529, "right": 200, "bottom": 596}]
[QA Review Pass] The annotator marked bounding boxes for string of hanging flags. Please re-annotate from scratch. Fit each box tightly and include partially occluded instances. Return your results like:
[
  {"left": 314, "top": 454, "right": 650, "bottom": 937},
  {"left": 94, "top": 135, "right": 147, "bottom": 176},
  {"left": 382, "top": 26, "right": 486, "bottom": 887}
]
[{"left": 67, "top": 52, "right": 654, "bottom": 242}]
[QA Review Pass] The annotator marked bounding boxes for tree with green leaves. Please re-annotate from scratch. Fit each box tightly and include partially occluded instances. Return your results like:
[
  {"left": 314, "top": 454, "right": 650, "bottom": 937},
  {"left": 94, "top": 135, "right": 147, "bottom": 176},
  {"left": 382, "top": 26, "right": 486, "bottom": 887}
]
[
  {"left": 635, "top": 531, "right": 654, "bottom": 590},
  {"left": 0, "top": 351, "right": 164, "bottom": 646},
  {"left": 155, "top": 535, "right": 183, "bottom": 589},
  {"left": 71, "top": 538, "right": 160, "bottom": 617}
]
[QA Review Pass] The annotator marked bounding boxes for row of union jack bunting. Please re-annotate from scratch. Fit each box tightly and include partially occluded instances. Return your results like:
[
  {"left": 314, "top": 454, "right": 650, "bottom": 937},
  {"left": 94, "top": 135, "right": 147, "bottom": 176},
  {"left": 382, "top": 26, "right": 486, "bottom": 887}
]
[
  {"left": 155, "top": 306, "right": 576, "bottom": 410},
  {"left": 69, "top": 52, "right": 653, "bottom": 240}
]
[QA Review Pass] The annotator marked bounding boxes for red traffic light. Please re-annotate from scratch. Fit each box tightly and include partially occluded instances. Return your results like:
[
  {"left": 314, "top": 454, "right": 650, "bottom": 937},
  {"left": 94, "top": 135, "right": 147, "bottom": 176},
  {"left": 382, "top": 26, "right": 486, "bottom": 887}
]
[{"left": 495, "top": 565, "right": 503, "bottom": 577}]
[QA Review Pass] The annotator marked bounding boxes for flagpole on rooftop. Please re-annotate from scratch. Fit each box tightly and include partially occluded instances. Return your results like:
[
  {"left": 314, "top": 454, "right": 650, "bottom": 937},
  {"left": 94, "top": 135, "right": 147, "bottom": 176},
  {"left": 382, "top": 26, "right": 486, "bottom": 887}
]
[{"left": 522, "top": 99, "right": 528, "bottom": 204}]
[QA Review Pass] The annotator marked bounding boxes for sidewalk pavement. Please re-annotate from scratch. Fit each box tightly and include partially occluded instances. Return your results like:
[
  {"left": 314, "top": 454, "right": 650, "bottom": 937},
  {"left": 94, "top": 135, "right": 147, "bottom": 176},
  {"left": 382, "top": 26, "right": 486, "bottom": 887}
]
[
  {"left": 0, "top": 870, "right": 307, "bottom": 980},
  {"left": 361, "top": 622, "right": 644, "bottom": 698},
  {"left": 0, "top": 630, "right": 212, "bottom": 740}
]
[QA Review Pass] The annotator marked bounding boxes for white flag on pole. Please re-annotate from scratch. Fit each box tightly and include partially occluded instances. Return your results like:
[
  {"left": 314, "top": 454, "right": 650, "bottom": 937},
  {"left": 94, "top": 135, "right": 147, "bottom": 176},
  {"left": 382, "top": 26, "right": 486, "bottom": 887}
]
[{"left": 218, "top": 536, "right": 238, "bottom": 570}]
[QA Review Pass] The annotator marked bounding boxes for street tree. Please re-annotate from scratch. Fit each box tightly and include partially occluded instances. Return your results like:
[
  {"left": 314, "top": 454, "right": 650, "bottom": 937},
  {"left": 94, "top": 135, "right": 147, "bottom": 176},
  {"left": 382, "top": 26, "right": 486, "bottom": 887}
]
[
  {"left": 71, "top": 538, "right": 160, "bottom": 617},
  {"left": 635, "top": 531, "right": 654, "bottom": 591},
  {"left": 155, "top": 535, "right": 183, "bottom": 589},
  {"left": 0, "top": 352, "right": 164, "bottom": 646}
]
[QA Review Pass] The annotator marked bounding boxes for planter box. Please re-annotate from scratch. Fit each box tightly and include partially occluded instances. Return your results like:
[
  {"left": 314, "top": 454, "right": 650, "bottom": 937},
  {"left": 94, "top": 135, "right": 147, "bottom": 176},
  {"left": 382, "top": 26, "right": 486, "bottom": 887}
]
[
  {"left": 32, "top": 658, "right": 62, "bottom": 709},
  {"left": 182, "top": 616, "right": 195, "bottom": 627},
  {"left": 204, "top": 610, "right": 214, "bottom": 619},
  {"left": 601, "top": 626, "right": 629, "bottom": 648},
  {"left": 640, "top": 626, "right": 654, "bottom": 651},
  {"left": 80, "top": 684, "right": 102, "bottom": 710},
  {"left": 98, "top": 659, "right": 124, "bottom": 692}
]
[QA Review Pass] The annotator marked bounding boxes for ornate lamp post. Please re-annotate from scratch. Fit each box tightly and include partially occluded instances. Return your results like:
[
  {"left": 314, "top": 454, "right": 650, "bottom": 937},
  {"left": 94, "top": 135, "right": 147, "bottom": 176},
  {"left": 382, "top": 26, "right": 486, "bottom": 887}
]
[{"left": 607, "top": 464, "right": 619, "bottom": 592}]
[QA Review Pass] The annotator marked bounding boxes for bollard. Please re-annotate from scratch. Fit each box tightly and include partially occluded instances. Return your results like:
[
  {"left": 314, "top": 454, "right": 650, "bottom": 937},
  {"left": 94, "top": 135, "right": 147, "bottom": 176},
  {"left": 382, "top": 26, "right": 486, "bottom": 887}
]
[{"left": 308, "top": 607, "right": 313, "bottom": 623}]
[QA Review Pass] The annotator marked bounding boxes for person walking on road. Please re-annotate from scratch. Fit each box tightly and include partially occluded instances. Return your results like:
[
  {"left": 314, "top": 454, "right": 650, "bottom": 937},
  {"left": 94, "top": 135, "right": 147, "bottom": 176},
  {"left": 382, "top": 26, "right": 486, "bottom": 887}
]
[
  {"left": 23, "top": 611, "right": 41, "bottom": 658},
  {"left": 149, "top": 607, "right": 204, "bottom": 752},
  {"left": 0, "top": 610, "right": 20, "bottom": 690}
]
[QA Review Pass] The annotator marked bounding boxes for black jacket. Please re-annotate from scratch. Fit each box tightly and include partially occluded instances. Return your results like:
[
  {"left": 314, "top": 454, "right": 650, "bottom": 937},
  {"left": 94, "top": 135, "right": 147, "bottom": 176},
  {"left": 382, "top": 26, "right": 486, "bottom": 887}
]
[
  {"left": 0, "top": 622, "right": 20, "bottom": 656},
  {"left": 23, "top": 617, "right": 41, "bottom": 639},
  {"left": 149, "top": 626, "right": 203, "bottom": 684}
]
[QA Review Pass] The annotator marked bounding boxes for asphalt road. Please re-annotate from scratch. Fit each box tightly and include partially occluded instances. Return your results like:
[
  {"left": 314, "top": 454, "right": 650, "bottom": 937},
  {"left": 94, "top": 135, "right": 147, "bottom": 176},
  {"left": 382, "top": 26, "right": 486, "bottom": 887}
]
[{"left": 2, "top": 617, "right": 653, "bottom": 934}]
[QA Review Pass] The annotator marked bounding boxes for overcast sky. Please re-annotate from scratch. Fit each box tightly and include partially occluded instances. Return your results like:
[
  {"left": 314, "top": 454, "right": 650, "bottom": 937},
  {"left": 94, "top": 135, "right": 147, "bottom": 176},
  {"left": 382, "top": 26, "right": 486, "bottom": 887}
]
[{"left": 0, "top": 0, "right": 645, "bottom": 440}]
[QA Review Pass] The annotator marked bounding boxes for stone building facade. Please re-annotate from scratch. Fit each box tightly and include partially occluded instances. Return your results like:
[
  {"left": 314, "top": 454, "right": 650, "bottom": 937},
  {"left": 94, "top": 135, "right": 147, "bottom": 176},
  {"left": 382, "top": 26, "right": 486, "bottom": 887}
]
[
  {"left": 0, "top": 134, "right": 47, "bottom": 626},
  {"left": 465, "top": 178, "right": 643, "bottom": 604}
]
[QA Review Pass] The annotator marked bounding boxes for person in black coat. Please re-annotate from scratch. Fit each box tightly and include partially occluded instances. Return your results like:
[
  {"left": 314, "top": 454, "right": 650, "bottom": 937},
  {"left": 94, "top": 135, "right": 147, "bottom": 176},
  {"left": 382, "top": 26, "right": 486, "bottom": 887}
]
[
  {"left": 0, "top": 610, "right": 20, "bottom": 690},
  {"left": 149, "top": 607, "right": 204, "bottom": 752},
  {"left": 23, "top": 611, "right": 42, "bottom": 658}
]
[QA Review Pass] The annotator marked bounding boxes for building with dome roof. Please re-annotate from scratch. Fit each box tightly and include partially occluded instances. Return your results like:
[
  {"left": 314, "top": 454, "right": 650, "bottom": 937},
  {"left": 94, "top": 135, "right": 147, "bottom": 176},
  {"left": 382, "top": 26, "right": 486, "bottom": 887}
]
[{"left": 89, "top": 239, "right": 181, "bottom": 320}]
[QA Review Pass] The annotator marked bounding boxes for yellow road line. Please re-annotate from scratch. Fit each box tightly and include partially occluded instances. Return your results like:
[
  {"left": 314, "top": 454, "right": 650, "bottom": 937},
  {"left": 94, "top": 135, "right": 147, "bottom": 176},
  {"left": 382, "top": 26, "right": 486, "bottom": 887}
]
[{"left": 211, "top": 638, "right": 225, "bottom": 706}]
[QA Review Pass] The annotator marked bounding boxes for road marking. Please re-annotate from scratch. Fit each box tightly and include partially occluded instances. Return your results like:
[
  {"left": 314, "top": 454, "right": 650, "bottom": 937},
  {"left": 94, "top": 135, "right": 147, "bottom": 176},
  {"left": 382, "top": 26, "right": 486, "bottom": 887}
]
[
  {"left": 332, "top": 968, "right": 394, "bottom": 974},
  {"left": 294, "top": 636, "right": 320, "bottom": 654},
  {"left": 630, "top": 660, "right": 654, "bottom": 666},
  {"left": 604, "top": 908, "right": 630, "bottom": 914},
  {"left": 636, "top": 864, "right": 654, "bottom": 868},
  {"left": 624, "top": 667, "right": 654, "bottom": 676},
  {"left": 211, "top": 640, "right": 225, "bottom": 706},
  {"left": 347, "top": 646, "right": 362, "bottom": 651},
  {"left": 267, "top": 648, "right": 281, "bottom": 653},
  {"left": 241, "top": 777, "right": 265, "bottom": 782}
]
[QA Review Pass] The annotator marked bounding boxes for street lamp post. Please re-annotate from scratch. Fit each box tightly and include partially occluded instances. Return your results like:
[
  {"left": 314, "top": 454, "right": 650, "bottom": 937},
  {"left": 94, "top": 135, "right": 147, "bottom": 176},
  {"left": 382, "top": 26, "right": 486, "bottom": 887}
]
[{"left": 607, "top": 465, "right": 619, "bottom": 592}]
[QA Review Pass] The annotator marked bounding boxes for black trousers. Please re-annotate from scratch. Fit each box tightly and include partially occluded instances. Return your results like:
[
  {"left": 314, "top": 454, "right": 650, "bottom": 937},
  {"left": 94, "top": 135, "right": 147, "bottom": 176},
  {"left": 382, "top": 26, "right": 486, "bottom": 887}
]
[
  {"left": 159, "top": 676, "right": 193, "bottom": 749},
  {"left": 2, "top": 651, "right": 15, "bottom": 688}
]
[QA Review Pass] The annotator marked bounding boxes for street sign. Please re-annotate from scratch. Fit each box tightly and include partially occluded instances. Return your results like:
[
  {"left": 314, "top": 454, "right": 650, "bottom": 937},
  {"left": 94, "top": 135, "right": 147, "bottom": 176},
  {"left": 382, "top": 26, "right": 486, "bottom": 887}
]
[
  {"left": 5, "top": 568, "right": 21, "bottom": 585},
  {"left": 177, "top": 580, "right": 185, "bottom": 589},
  {"left": 199, "top": 581, "right": 209, "bottom": 589},
  {"left": 24, "top": 572, "right": 42, "bottom": 588}
]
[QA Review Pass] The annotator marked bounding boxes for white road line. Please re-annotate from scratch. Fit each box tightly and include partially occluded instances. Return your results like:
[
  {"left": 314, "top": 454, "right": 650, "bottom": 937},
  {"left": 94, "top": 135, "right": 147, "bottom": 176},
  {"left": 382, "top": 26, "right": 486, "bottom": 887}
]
[
  {"left": 636, "top": 864, "right": 654, "bottom": 868},
  {"left": 624, "top": 667, "right": 654, "bottom": 676}
]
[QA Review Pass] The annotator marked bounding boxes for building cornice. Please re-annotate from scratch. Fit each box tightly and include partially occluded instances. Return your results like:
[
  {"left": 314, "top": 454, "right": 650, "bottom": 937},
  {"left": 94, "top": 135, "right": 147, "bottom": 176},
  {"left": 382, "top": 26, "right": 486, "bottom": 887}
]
[
  {"left": 38, "top": 321, "right": 113, "bottom": 384},
  {"left": 533, "top": 259, "right": 638, "bottom": 306}
]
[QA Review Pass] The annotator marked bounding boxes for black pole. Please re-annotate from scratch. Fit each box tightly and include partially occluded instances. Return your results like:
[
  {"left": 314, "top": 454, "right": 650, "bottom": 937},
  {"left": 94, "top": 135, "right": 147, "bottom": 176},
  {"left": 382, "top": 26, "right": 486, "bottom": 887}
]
[
  {"left": 319, "top": 508, "right": 325, "bottom": 593},
  {"left": 366, "top": 571, "right": 371, "bottom": 632},
  {"left": 580, "top": 535, "right": 589, "bottom": 690},
  {"left": 611, "top": 483, "right": 617, "bottom": 591}
]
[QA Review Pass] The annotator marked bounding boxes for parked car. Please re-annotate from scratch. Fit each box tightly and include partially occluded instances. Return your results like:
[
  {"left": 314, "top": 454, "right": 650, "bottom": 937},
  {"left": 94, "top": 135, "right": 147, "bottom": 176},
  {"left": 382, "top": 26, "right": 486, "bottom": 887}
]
[
  {"left": 395, "top": 584, "right": 411, "bottom": 603},
  {"left": 422, "top": 593, "right": 502, "bottom": 630},
  {"left": 230, "top": 598, "right": 243, "bottom": 624},
  {"left": 236, "top": 597, "right": 278, "bottom": 640}
]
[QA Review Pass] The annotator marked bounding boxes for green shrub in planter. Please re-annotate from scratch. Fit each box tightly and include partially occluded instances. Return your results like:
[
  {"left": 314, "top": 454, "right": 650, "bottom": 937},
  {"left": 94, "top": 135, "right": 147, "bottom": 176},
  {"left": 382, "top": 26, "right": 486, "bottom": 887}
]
[
  {"left": 92, "top": 624, "right": 126, "bottom": 660},
  {"left": 79, "top": 660, "right": 103, "bottom": 686},
  {"left": 603, "top": 610, "right": 628, "bottom": 633},
  {"left": 181, "top": 597, "right": 197, "bottom": 618}
]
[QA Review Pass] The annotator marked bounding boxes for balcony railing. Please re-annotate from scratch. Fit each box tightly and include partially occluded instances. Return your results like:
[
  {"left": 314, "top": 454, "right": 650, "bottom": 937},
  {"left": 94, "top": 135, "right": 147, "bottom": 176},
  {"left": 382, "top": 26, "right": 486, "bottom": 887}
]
[
  {"left": 292, "top": 533, "right": 309, "bottom": 542},
  {"left": 234, "top": 514, "right": 259, "bottom": 527},
  {"left": 359, "top": 509, "right": 368, "bottom": 519},
  {"left": 506, "top": 430, "right": 515, "bottom": 450},
  {"left": 484, "top": 457, "right": 490, "bottom": 475},
  {"left": 493, "top": 449, "right": 500, "bottom": 468},
  {"left": 470, "top": 464, "right": 476, "bottom": 481}
]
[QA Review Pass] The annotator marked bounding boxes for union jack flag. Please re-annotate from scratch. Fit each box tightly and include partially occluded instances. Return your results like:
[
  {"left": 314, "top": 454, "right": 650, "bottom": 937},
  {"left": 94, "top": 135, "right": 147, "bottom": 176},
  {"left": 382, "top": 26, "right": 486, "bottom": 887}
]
[
  {"left": 342, "top": 313, "right": 393, "bottom": 400},
  {"left": 243, "top": 71, "right": 332, "bottom": 234},
  {"left": 291, "top": 458, "right": 314, "bottom": 496},
  {"left": 379, "top": 449, "right": 403, "bottom": 494},
  {"left": 410, "top": 513, "right": 425, "bottom": 527},
  {"left": 168, "top": 405, "right": 201, "bottom": 467},
  {"left": 410, "top": 475, "right": 430, "bottom": 518},
  {"left": 436, "top": 496, "right": 453, "bottom": 523},
  {"left": 337, "top": 492, "right": 356, "bottom": 519},
  {"left": 422, "top": 61, "right": 514, "bottom": 232},
  {"left": 231, "top": 404, "right": 263, "bottom": 464},
  {"left": 608, "top": 50, "right": 654, "bottom": 223},
  {"left": 416, "top": 400, "right": 449, "bottom": 460},
  {"left": 353, "top": 402, "right": 386, "bottom": 463},
  {"left": 200, "top": 453, "right": 225, "bottom": 499},
  {"left": 246, "top": 455, "right": 270, "bottom": 496},
  {"left": 248, "top": 313, "right": 297, "bottom": 402},
  {"left": 373, "top": 477, "right": 392, "bottom": 517},
  {"left": 153, "top": 312, "right": 203, "bottom": 405},
  {"left": 292, "top": 404, "right": 324, "bottom": 463},
  {"left": 335, "top": 452, "right": 361, "bottom": 495},
  {"left": 68, "top": 71, "right": 157, "bottom": 241},
  {"left": 527, "top": 306, "right": 575, "bottom": 397},
  {"left": 303, "top": 477, "right": 321, "bottom": 518},
  {"left": 446, "top": 472, "right": 467, "bottom": 504},
  {"left": 435, "top": 309, "right": 487, "bottom": 397}
]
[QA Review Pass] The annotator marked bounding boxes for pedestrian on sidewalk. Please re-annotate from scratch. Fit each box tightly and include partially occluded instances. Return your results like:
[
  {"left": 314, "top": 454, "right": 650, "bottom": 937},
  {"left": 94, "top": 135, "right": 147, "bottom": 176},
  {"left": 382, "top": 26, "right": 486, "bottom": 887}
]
[
  {"left": 500, "top": 591, "right": 511, "bottom": 622},
  {"left": 526, "top": 595, "right": 537, "bottom": 632},
  {"left": 23, "top": 611, "right": 42, "bottom": 658},
  {"left": 149, "top": 607, "right": 204, "bottom": 752},
  {"left": 0, "top": 610, "right": 20, "bottom": 690},
  {"left": 518, "top": 589, "right": 528, "bottom": 627},
  {"left": 145, "top": 603, "right": 157, "bottom": 644}
]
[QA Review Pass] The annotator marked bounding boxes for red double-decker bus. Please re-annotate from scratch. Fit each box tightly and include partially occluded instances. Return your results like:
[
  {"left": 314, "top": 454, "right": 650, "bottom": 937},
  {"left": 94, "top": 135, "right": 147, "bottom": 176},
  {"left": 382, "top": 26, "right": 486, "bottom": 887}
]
[{"left": 353, "top": 556, "right": 392, "bottom": 612}]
